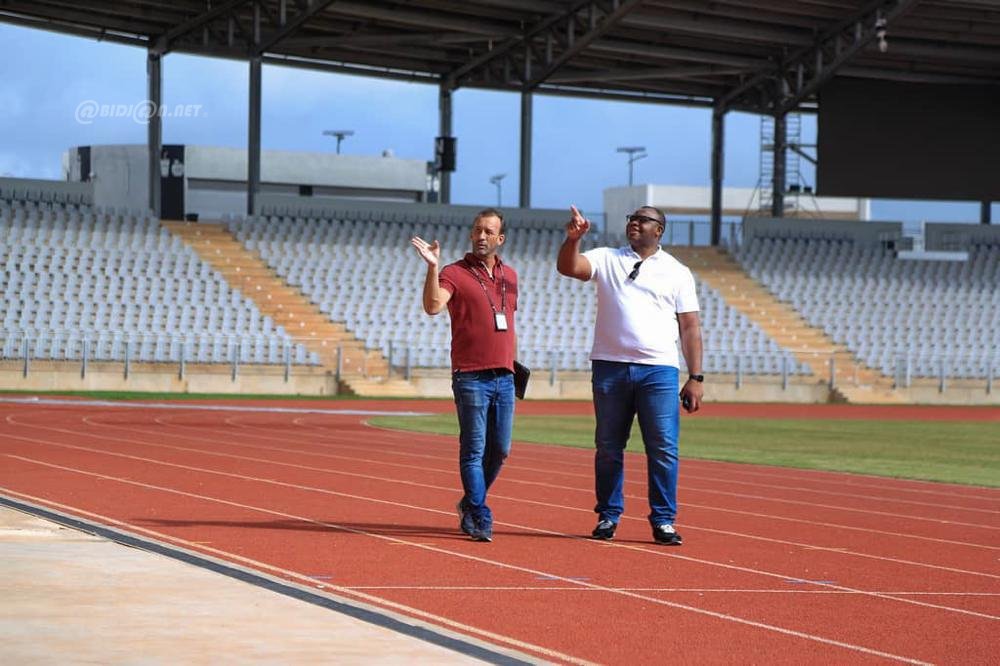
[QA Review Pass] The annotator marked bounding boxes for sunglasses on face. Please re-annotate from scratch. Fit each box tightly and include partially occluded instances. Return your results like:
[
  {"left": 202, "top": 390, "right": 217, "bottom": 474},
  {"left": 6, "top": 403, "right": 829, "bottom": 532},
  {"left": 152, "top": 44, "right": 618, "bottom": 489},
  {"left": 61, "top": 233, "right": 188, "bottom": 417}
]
[{"left": 626, "top": 214, "right": 663, "bottom": 225}]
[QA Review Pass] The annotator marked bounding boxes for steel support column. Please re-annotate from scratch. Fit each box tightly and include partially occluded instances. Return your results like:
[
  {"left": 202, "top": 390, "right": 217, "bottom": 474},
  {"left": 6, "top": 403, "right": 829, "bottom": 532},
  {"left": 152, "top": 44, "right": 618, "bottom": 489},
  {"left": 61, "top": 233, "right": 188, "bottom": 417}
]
[
  {"left": 247, "top": 56, "right": 262, "bottom": 215},
  {"left": 710, "top": 106, "right": 725, "bottom": 246},
  {"left": 519, "top": 91, "right": 532, "bottom": 208},
  {"left": 438, "top": 83, "right": 453, "bottom": 204},
  {"left": 147, "top": 52, "right": 162, "bottom": 216},
  {"left": 982, "top": 201, "right": 992, "bottom": 225},
  {"left": 771, "top": 112, "right": 786, "bottom": 218},
  {"left": 246, "top": 2, "right": 262, "bottom": 215}
]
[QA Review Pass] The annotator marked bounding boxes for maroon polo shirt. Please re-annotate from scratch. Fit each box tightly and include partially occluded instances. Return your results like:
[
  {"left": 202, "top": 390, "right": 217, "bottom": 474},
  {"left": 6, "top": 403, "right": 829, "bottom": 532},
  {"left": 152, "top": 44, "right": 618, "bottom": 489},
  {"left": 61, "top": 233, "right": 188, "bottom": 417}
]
[{"left": 439, "top": 253, "right": 518, "bottom": 373}]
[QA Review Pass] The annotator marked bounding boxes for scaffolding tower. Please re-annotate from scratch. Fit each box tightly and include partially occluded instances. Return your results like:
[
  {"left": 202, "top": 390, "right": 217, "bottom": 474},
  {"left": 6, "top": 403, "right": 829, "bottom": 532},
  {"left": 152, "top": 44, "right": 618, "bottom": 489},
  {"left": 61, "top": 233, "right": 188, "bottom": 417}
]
[{"left": 755, "top": 113, "right": 817, "bottom": 217}]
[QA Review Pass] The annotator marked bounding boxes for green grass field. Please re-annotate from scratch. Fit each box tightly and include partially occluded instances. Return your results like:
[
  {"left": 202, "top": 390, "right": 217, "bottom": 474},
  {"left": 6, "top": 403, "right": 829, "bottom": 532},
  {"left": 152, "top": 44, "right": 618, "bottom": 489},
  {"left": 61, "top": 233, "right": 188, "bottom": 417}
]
[{"left": 369, "top": 414, "right": 1000, "bottom": 488}]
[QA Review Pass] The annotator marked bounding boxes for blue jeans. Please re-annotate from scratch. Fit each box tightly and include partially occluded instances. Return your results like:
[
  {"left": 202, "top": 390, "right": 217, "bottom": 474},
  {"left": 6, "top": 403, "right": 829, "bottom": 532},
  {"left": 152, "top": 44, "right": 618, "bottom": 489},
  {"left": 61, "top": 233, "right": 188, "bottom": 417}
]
[
  {"left": 591, "top": 360, "right": 680, "bottom": 527},
  {"left": 452, "top": 369, "right": 515, "bottom": 529}
]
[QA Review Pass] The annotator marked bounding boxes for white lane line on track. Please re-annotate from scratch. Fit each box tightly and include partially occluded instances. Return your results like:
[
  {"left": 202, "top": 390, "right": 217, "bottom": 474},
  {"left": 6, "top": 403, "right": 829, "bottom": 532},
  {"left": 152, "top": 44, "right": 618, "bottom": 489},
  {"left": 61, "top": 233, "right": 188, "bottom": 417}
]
[
  {"left": 167, "top": 412, "right": 1000, "bottom": 530},
  {"left": 653, "top": 455, "right": 1000, "bottom": 499},
  {"left": 4, "top": 425, "right": 1000, "bottom": 618},
  {"left": 677, "top": 473, "right": 999, "bottom": 515},
  {"left": 44, "top": 429, "right": 1000, "bottom": 578},
  {"left": 0, "top": 396, "right": 430, "bottom": 417},
  {"left": 9, "top": 412, "right": 1000, "bottom": 564},
  {"left": 340, "top": 587, "right": 1000, "bottom": 596},
  {"left": 256, "top": 413, "right": 1000, "bottom": 517},
  {"left": 0, "top": 488, "right": 593, "bottom": 666},
  {"left": 355, "top": 421, "right": 1000, "bottom": 515},
  {"left": 70, "top": 416, "right": 1000, "bottom": 566},
  {"left": 358, "top": 419, "right": 1000, "bottom": 503},
  {"left": 2, "top": 398, "right": 989, "bottom": 504},
  {"left": 34, "top": 402, "right": 961, "bottom": 511},
  {"left": 98, "top": 414, "right": 1000, "bottom": 551},
  {"left": 166, "top": 408, "right": 998, "bottom": 522},
  {"left": 0, "top": 461, "right": 936, "bottom": 666},
  {"left": 10, "top": 409, "right": 1000, "bottom": 558}
]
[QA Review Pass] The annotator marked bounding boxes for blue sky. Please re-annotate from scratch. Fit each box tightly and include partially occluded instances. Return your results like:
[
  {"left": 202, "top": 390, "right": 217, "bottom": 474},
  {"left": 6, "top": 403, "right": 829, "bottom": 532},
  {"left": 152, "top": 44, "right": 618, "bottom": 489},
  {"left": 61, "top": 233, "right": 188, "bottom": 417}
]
[{"left": 0, "top": 23, "right": 994, "bottom": 226}]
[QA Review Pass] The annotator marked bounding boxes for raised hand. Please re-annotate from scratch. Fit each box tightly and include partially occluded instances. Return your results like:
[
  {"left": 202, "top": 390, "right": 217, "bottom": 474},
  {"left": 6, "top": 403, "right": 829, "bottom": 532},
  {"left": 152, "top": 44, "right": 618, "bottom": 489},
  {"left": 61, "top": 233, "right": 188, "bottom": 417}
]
[
  {"left": 410, "top": 236, "right": 441, "bottom": 268},
  {"left": 566, "top": 205, "right": 591, "bottom": 240}
]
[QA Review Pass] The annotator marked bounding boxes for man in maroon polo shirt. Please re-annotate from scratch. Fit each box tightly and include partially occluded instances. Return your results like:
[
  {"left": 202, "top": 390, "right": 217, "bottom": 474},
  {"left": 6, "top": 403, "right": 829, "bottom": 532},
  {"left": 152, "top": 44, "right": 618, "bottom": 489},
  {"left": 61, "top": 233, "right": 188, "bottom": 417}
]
[{"left": 410, "top": 208, "right": 518, "bottom": 542}]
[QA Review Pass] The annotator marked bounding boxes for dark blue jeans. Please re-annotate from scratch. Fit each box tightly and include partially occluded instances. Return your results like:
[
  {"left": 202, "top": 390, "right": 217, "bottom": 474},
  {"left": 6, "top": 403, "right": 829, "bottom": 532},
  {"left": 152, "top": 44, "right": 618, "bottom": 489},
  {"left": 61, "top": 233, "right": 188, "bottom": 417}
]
[
  {"left": 452, "top": 369, "right": 515, "bottom": 529},
  {"left": 591, "top": 360, "right": 680, "bottom": 527}
]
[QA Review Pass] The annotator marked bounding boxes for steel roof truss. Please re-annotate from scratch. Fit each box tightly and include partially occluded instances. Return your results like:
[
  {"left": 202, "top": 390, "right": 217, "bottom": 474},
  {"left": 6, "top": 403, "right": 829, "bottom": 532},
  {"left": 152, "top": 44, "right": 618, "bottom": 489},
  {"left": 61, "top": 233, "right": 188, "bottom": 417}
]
[{"left": 721, "top": 0, "right": 920, "bottom": 114}]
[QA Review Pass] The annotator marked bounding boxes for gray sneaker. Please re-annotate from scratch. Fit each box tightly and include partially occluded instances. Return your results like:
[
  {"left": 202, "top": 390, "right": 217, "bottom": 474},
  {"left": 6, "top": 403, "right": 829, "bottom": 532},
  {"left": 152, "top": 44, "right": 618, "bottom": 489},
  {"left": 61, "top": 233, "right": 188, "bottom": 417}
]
[
  {"left": 456, "top": 500, "right": 475, "bottom": 536},
  {"left": 591, "top": 519, "right": 617, "bottom": 540},
  {"left": 469, "top": 524, "right": 493, "bottom": 542}
]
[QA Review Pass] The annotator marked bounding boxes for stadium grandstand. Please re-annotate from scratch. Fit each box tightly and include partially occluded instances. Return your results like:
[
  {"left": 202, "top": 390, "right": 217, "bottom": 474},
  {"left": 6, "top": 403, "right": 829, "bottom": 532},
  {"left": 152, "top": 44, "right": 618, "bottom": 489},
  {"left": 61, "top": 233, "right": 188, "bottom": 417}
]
[{"left": 1, "top": 1, "right": 998, "bottom": 405}]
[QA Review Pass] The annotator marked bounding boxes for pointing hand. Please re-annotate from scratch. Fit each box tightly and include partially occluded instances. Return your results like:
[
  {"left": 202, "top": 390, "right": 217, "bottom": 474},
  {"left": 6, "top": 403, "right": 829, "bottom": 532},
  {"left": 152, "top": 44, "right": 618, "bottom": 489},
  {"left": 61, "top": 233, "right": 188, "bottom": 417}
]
[{"left": 566, "top": 205, "right": 591, "bottom": 240}]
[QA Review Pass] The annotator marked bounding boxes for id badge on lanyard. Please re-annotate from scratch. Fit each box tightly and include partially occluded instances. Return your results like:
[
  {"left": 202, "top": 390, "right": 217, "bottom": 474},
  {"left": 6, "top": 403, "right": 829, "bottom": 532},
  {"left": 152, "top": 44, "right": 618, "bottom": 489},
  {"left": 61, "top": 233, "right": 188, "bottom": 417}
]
[{"left": 466, "top": 259, "right": 509, "bottom": 333}]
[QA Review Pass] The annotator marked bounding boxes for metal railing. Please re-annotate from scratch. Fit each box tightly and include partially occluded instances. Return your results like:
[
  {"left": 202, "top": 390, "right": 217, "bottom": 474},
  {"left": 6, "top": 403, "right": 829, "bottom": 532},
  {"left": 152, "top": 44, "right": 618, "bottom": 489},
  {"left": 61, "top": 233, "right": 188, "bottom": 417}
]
[{"left": 2, "top": 331, "right": 995, "bottom": 395}]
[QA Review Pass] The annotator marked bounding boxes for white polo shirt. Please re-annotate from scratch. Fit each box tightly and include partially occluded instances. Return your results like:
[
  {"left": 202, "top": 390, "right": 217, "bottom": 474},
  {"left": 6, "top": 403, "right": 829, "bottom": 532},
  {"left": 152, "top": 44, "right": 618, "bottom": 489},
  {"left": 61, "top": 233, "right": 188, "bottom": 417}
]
[{"left": 582, "top": 245, "right": 700, "bottom": 367}]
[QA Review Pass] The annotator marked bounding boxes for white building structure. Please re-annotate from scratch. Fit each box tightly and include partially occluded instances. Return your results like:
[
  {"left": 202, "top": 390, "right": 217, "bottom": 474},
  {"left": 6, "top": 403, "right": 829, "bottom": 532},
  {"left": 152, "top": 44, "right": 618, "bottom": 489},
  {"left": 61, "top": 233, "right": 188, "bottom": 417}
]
[{"left": 63, "top": 144, "right": 434, "bottom": 220}]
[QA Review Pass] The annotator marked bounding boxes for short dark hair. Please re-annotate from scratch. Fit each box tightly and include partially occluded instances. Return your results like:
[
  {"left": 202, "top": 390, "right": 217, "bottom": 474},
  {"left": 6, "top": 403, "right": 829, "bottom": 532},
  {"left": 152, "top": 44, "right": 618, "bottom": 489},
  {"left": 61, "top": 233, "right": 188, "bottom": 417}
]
[
  {"left": 639, "top": 205, "right": 666, "bottom": 224},
  {"left": 474, "top": 207, "right": 505, "bottom": 234}
]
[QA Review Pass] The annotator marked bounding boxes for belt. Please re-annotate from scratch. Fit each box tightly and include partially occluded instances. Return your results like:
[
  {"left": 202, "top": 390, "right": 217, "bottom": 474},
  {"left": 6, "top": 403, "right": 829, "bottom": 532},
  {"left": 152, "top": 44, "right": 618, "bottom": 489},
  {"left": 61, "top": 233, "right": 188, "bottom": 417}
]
[{"left": 454, "top": 367, "right": 512, "bottom": 377}]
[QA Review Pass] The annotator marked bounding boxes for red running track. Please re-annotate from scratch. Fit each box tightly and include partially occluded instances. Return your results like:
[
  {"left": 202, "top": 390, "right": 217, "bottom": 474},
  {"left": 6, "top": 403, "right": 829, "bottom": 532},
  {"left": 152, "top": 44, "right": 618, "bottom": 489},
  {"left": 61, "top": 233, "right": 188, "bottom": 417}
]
[{"left": 1, "top": 398, "right": 997, "bottom": 664}]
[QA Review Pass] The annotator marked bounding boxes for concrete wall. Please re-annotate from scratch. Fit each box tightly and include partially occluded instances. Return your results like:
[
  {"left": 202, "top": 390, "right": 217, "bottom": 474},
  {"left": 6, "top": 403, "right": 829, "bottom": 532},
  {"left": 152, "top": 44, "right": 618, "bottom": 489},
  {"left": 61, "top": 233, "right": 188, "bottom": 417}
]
[
  {"left": 895, "top": 381, "right": 999, "bottom": 406},
  {"left": 924, "top": 222, "right": 1000, "bottom": 250},
  {"left": 604, "top": 185, "right": 869, "bottom": 238},
  {"left": 414, "top": 370, "right": 833, "bottom": 403},
  {"left": 65, "top": 145, "right": 149, "bottom": 212},
  {"left": 184, "top": 145, "right": 430, "bottom": 193},
  {"left": 742, "top": 216, "right": 904, "bottom": 245},
  {"left": 3, "top": 364, "right": 995, "bottom": 404},
  {"left": 254, "top": 194, "right": 570, "bottom": 230},
  {"left": 0, "top": 363, "right": 337, "bottom": 396},
  {"left": 185, "top": 181, "right": 247, "bottom": 220},
  {"left": 61, "top": 144, "right": 434, "bottom": 219}
]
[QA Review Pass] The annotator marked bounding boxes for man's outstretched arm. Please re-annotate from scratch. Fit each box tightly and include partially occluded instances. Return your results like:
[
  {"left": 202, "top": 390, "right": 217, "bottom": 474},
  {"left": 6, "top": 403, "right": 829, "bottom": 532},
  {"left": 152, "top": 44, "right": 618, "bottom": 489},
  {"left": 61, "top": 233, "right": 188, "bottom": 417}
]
[{"left": 556, "top": 205, "right": 593, "bottom": 281}]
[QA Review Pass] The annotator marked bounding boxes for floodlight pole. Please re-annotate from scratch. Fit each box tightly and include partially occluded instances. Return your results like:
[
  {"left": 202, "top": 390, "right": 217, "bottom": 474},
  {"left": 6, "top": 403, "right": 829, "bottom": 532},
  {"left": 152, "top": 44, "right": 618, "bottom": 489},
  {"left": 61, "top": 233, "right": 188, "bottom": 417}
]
[
  {"left": 322, "top": 130, "right": 354, "bottom": 154},
  {"left": 490, "top": 174, "right": 506, "bottom": 206},
  {"left": 617, "top": 146, "right": 647, "bottom": 186}
]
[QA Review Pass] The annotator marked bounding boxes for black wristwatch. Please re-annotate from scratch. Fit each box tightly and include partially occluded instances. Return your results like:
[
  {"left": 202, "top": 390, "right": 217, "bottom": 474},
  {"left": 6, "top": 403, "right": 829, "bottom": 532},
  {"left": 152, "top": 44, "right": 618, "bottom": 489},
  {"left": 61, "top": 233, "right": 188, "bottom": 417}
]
[{"left": 688, "top": 374, "right": 704, "bottom": 383}]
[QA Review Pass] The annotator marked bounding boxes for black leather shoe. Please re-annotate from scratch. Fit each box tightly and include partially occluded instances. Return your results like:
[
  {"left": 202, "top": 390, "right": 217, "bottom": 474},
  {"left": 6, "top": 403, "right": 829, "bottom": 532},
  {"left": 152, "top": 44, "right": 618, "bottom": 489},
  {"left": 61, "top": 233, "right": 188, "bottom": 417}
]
[
  {"left": 652, "top": 523, "right": 682, "bottom": 545},
  {"left": 591, "top": 519, "right": 617, "bottom": 540}
]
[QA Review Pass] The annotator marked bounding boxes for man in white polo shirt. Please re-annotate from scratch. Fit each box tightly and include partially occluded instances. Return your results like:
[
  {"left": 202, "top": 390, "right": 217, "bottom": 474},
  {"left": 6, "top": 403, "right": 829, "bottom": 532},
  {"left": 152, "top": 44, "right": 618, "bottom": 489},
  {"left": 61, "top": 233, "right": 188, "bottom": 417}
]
[{"left": 557, "top": 204, "right": 704, "bottom": 545}]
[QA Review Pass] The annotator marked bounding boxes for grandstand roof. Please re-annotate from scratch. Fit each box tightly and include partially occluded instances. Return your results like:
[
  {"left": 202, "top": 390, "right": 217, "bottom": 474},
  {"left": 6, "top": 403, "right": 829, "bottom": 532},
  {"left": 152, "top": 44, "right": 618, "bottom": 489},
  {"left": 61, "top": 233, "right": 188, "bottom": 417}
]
[{"left": 3, "top": 1, "right": 999, "bottom": 113}]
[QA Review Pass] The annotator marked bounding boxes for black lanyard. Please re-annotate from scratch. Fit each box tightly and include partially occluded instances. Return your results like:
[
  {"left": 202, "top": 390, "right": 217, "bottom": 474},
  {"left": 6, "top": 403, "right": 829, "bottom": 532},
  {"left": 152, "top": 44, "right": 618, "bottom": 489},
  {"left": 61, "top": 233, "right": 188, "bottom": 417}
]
[{"left": 463, "top": 259, "right": 507, "bottom": 314}]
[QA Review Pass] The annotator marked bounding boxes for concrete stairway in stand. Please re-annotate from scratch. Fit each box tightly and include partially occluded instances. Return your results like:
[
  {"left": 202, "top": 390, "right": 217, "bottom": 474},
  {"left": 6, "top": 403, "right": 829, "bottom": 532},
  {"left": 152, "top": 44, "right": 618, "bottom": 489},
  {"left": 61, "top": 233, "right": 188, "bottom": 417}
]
[
  {"left": 667, "top": 245, "right": 903, "bottom": 403},
  {"left": 161, "top": 220, "right": 389, "bottom": 382}
]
